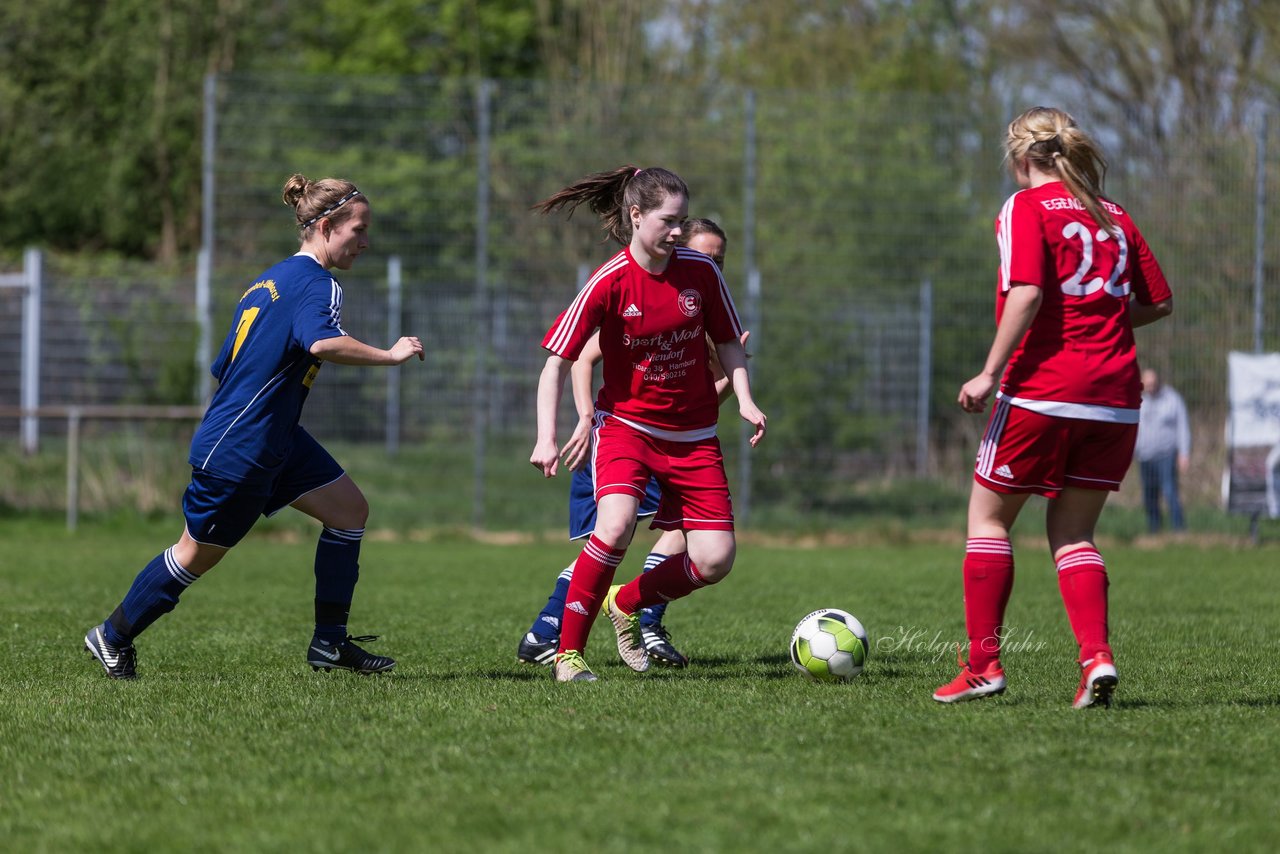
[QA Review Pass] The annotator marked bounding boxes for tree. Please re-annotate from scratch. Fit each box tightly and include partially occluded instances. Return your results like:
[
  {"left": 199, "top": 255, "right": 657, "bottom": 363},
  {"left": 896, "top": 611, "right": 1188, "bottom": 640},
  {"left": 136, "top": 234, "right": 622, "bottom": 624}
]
[
  {"left": 0, "top": 0, "right": 246, "bottom": 261},
  {"left": 290, "top": 0, "right": 542, "bottom": 78},
  {"left": 988, "top": 0, "right": 1278, "bottom": 145},
  {"left": 0, "top": 0, "right": 545, "bottom": 260},
  {"left": 648, "top": 0, "right": 995, "bottom": 95},
  {"left": 985, "top": 0, "right": 1280, "bottom": 401}
]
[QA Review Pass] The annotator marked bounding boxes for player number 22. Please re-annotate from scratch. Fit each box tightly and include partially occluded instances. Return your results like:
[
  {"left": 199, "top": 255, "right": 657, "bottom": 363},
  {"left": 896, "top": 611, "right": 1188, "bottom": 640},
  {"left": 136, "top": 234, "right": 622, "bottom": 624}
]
[{"left": 1059, "top": 222, "right": 1129, "bottom": 297}]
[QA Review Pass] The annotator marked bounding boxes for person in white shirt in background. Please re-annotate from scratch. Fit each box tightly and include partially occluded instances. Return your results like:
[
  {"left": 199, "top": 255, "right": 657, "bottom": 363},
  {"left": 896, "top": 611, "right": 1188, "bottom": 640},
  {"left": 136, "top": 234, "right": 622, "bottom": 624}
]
[{"left": 1136, "top": 368, "right": 1191, "bottom": 533}]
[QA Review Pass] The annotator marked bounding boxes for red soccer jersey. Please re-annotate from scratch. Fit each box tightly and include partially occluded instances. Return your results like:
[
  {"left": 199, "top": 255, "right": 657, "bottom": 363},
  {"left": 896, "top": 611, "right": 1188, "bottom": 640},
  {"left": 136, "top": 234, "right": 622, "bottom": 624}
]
[
  {"left": 542, "top": 246, "right": 744, "bottom": 438},
  {"left": 995, "top": 182, "right": 1172, "bottom": 419}
]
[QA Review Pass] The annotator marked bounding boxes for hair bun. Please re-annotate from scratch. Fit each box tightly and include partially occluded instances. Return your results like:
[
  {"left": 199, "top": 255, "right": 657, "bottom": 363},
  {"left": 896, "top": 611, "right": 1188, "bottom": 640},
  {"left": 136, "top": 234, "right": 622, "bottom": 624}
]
[{"left": 281, "top": 173, "right": 311, "bottom": 209}]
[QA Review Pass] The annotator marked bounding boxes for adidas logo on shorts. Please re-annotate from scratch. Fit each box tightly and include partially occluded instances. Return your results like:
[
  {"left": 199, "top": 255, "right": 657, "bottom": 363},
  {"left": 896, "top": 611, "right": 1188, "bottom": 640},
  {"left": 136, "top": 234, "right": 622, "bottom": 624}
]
[{"left": 994, "top": 464, "right": 1013, "bottom": 478}]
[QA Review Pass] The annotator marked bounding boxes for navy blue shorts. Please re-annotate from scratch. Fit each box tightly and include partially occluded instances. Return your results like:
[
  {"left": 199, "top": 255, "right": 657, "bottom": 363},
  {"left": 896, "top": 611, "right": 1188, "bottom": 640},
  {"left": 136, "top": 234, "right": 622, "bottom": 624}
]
[
  {"left": 568, "top": 458, "right": 662, "bottom": 541},
  {"left": 182, "top": 426, "right": 345, "bottom": 548}
]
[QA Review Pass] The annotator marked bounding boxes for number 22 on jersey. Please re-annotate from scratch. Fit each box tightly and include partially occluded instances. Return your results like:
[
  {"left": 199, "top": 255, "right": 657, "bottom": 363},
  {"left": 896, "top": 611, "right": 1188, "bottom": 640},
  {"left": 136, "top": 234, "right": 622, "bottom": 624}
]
[{"left": 1059, "top": 223, "right": 1130, "bottom": 297}]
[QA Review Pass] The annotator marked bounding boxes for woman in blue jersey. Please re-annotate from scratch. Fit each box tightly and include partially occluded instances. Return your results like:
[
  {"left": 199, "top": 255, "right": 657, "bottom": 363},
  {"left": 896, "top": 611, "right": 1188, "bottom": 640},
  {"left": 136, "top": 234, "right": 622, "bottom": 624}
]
[{"left": 84, "top": 173, "right": 423, "bottom": 679}]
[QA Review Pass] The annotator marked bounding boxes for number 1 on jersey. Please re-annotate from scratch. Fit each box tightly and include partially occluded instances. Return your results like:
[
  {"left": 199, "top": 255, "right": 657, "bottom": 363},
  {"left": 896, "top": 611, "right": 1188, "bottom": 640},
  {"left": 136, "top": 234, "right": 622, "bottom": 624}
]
[{"left": 231, "top": 306, "right": 261, "bottom": 362}]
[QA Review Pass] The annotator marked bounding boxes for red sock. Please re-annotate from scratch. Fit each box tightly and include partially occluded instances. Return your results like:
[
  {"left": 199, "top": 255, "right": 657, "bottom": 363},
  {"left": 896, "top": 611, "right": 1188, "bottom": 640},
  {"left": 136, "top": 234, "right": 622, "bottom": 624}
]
[
  {"left": 558, "top": 535, "right": 626, "bottom": 655},
  {"left": 614, "top": 553, "right": 709, "bottom": 614},
  {"left": 1056, "top": 547, "right": 1110, "bottom": 662},
  {"left": 963, "top": 538, "right": 1014, "bottom": 672}
]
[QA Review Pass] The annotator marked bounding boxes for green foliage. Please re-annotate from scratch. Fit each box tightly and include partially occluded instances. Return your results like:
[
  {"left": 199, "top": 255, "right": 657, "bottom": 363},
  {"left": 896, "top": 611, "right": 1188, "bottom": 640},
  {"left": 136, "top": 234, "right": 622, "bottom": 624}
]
[
  {"left": 3, "top": 527, "right": 1279, "bottom": 850},
  {"left": 657, "top": 0, "right": 992, "bottom": 95},
  {"left": 743, "top": 87, "right": 1004, "bottom": 493},
  {"left": 0, "top": 433, "right": 1248, "bottom": 542},
  {"left": 0, "top": 429, "right": 194, "bottom": 518},
  {"left": 0, "top": 0, "right": 242, "bottom": 259},
  {"left": 3, "top": 0, "right": 1278, "bottom": 276},
  {"left": 297, "top": 0, "right": 541, "bottom": 78},
  {"left": 0, "top": 0, "right": 543, "bottom": 259},
  {"left": 50, "top": 252, "right": 200, "bottom": 405},
  {"left": 1109, "top": 131, "right": 1280, "bottom": 409},
  {"left": 6, "top": 0, "right": 1277, "bottom": 500}
]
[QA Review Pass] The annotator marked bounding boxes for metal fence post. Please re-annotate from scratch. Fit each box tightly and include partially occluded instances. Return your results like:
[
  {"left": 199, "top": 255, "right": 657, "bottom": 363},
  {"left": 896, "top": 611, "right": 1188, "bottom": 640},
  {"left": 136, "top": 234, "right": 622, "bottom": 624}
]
[
  {"left": 66, "top": 407, "right": 81, "bottom": 531},
  {"left": 196, "top": 247, "right": 212, "bottom": 403},
  {"left": 21, "top": 247, "right": 42, "bottom": 455},
  {"left": 739, "top": 89, "right": 758, "bottom": 523},
  {"left": 472, "top": 79, "right": 493, "bottom": 529},
  {"left": 1254, "top": 110, "right": 1268, "bottom": 354},
  {"left": 199, "top": 73, "right": 217, "bottom": 404},
  {"left": 386, "top": 255, "right": 402, "bottom": 457},
  {"left": 916, "top": 279, "right": 933, "bottom": 477}
]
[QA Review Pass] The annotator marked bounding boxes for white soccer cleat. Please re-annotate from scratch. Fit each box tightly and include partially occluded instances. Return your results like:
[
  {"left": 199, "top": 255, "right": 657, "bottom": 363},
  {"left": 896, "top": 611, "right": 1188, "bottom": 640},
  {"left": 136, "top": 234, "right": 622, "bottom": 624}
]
[
  {"left": 553, "top": 650, "right": 597, "bottom": 683},
  {"left": 603, "top": 585, "right": 650, "bottom": 672}
]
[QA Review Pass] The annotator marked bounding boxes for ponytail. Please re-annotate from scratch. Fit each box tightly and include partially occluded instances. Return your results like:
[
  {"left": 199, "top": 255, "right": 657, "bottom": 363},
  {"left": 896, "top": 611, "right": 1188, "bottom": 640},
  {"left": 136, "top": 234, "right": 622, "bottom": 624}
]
[
  {"left": 1005, "top": 107, "right": 1115, "bottom": 232},
  {"left": 533, "top": 165, "right": 689, "bottom": 245}
]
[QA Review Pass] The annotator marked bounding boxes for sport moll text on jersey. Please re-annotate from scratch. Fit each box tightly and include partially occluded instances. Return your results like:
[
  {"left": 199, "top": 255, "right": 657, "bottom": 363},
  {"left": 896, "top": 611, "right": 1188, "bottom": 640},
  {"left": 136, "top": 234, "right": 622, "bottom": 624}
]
[
  {"left": 622, "top": 324, "right": 705, "bottom": 351},
  {"left": 626, "top": 324, "right": 704, "bottom": 383}
]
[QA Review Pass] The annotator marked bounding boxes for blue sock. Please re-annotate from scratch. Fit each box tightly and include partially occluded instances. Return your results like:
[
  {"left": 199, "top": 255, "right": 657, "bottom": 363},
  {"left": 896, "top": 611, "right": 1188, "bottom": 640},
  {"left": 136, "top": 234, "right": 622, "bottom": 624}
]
[
  {"left": 639, "top": 552, "right": 669, "bottom": 628},
  {"left": 314, "top": 526, "right": 363, "bottom": 644},
  {"left": 105, "top": 547, "right": 198, "bottom": 644},
  {"left": 529, "top": 566, "right": 573, "bottom": 640}
]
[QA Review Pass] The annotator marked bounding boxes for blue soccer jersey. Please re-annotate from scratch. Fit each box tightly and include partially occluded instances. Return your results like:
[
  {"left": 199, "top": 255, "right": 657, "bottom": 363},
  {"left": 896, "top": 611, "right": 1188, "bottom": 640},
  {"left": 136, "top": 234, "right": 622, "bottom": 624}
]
[{"left": 189, "top": 253, "right": 348, "bottom": 484}]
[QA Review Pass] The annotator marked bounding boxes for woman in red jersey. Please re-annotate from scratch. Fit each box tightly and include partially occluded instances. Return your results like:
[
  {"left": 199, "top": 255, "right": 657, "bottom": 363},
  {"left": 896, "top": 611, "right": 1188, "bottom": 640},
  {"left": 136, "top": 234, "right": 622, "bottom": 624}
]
[
  {"left": 517, "top": 220, "right": 745, "bottom": 672},
  {"left": 933, "top": 107, "right": 1173, "bottom": 709},
  {"left": 530, "top": 166, "right": 766, "bottom": 683}
]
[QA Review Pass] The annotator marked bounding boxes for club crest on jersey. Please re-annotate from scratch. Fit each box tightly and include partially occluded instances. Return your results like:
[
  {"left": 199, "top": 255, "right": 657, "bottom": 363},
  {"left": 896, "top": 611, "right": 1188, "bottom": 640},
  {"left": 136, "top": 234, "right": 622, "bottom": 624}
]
[{"left": 677, "top": 288, "right": 702, "bottom": 318}]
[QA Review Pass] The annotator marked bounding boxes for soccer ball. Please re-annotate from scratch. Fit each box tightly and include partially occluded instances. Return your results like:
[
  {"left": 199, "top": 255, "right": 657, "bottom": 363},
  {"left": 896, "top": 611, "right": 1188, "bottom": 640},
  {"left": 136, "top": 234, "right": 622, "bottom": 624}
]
[{"left": 789, "top": 608, "right": 869, "bottom": 682}]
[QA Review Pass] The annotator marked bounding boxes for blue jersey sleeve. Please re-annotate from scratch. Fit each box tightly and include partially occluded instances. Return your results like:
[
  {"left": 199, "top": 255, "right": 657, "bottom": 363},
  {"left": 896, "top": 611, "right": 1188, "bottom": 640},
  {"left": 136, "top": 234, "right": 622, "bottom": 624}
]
[
  {"left": 293, "top": 274, "right": 348, "bottom": 352},
  {"left": 210, "top": 334, "right": 233, "bottom": 379}
]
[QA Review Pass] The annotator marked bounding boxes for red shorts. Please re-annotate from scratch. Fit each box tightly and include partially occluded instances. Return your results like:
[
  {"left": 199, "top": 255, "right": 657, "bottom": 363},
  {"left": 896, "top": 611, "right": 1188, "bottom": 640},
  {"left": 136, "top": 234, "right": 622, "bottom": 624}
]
[
  {"left": 592, "top": 415, "right": 734, "bottom": 531},
  {"left": 974, "top": 399, "right": 1137, "bottom": 497}
]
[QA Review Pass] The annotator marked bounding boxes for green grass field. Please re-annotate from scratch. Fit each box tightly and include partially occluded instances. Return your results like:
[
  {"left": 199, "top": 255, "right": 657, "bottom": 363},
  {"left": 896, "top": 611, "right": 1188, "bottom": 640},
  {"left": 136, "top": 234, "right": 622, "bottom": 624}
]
[{"left": 2, "top": 517, "right": 1278, "bottom": 852}]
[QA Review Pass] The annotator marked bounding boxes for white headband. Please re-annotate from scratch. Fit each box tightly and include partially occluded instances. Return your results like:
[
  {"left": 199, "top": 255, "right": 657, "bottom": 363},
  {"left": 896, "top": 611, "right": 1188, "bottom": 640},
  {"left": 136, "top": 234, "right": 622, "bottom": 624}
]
[{"left": 301, "top": 188, "right": 362, "bottom": 229}]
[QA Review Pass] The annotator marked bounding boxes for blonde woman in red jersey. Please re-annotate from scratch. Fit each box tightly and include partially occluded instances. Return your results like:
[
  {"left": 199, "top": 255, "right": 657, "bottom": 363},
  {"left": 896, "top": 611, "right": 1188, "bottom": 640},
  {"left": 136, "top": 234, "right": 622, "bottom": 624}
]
[
  {"left": 934, "top": 107, "right": 1173, "bottom": 708},
  {"left": 530, "top": 166, "right": 766, "bottom": 683}
]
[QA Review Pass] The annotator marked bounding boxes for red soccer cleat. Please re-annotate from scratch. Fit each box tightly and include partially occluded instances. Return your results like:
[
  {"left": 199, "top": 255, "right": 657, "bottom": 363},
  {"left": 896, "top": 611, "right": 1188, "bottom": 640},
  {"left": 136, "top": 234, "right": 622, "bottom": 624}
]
[
  {"left": 933, "top": 648, "right": 1006, "bottom": 703},
  {"left": 1072, "top": 651, "right": 1118, "bottom": 709}
]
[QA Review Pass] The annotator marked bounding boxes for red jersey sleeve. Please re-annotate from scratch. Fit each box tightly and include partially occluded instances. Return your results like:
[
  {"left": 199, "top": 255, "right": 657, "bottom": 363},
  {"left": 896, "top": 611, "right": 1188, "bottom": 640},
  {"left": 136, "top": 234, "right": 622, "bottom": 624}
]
[
  {"left": 1124, "top": 223, "right": 1172, "bottom": 306},
  {"left": 540, "top": 253, "right": 624, "bottom": 359},
  {"left": 697, "top": 256, "right": 745, "bottom": 344},
  {"left": 998, "top": 190, "right": 1048, "bottom": 291}
]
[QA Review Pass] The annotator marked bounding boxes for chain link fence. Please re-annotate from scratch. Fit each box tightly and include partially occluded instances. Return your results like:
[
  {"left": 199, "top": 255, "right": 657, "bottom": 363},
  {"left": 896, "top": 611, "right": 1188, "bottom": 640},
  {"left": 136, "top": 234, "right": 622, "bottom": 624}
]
[{"left": 4, "top": 74, "right": 1279, "bottom": 528}]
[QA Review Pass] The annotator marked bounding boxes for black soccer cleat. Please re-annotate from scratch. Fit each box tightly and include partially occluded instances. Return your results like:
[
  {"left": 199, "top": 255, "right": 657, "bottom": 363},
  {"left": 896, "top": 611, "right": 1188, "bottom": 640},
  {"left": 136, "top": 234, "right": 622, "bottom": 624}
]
[
  {"left": 641, "top": 623, "right": 689, "bottom": 668},
  {"left": 84, "top": 623, "right": 138, "bottom": 680},
  {"left": 308, "top": 634, "right": 396, "bottom": 674},
  {"left": 517, "top": 632, "right": 558, "bottom": 666}
]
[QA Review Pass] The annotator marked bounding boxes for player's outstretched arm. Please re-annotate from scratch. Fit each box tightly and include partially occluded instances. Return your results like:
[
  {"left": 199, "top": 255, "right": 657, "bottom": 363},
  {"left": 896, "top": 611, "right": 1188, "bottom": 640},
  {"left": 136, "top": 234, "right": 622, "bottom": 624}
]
[
  {"left": 1130, "top": 297, "right": 1173, "bottom": 329},
  {"left": 711, "top": 331, "right": 750, "bottom": 404},
  {"left": 531, "top": 354, "right": 572, "bottom": 478},
  {"left": 716, "top": 337, "right": 767, "bottom": 447},
  {"left": 561, "top": 332, "right": 603, "bottom": 471},
  {"left": 958, "top": 284, "right": 1041, "bottom": 413},
  {"left": 561, "top": 416, "right": 593, "bottom": 472},
  {"left": 310, "top": 335, "right": 424, "bottom": 366}
]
